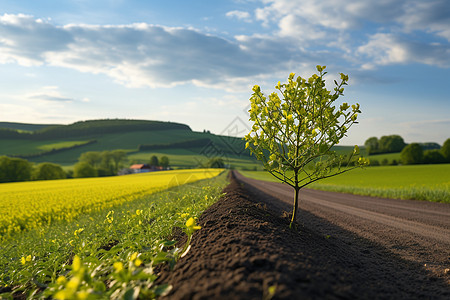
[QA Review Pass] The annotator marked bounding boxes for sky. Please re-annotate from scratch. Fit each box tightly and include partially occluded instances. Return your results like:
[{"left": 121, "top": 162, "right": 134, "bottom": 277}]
[{"left": 0, "top": 0, "right": 449, "bottom": 145}]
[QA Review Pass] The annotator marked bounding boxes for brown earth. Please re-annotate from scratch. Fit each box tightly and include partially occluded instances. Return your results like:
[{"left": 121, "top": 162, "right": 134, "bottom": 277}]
[{"left": 158, "top": 171, "right": 450, "bottom": 299}]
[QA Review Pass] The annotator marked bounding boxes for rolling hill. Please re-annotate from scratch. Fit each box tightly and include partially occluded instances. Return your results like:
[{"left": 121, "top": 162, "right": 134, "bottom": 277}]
[{"left": 0, "top": 119, "right": 259, "bottom": 170}]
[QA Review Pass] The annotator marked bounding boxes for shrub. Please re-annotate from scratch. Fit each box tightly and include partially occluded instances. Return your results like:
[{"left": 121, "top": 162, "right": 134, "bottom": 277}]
[
  {"left": 32, "top": 163, "right": 66, "bottom": 180},
  {"left": 423, "top": 150, "right": 446, "bottom": 164}
]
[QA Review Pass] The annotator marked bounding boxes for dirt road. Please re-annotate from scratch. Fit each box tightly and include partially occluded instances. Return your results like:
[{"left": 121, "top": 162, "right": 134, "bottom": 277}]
[
  {"left": 235, "top": 171, "right": 450, "bottom": 280},
  {"left": 160, "top": 171, "right": 449, "bottom": 299}
]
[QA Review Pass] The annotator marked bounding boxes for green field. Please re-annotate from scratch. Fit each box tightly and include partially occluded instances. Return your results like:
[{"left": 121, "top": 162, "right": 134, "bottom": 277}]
[
  {"left": 240, "top": 164, "right": 450, "bottom": 203},
  {"left": 0, "top": 171, "right": 228, "bottom": 298}
]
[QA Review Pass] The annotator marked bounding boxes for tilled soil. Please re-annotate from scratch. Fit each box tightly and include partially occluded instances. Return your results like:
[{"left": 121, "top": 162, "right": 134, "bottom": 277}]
[{"left": 158, "top": 172, "right": 450, "bottom": 299}]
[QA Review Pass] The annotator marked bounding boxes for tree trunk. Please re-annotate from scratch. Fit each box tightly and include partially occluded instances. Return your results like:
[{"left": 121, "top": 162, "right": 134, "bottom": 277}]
[{"left": 290, "top": 186, "right": 300, "bottom": 229}]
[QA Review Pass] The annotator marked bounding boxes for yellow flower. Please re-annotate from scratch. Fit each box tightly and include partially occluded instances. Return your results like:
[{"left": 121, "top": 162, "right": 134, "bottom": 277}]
[
  {"left": 72, "top": 255, "right": 81, "bottom": 272},
  {"left": 21, "top": 257, "right": 26, "bottom": 265},
  {"left": 134, "top": 258, "right": 143, "bottom": 267},
  {"left": 113, "top": 262, "right": 123, "bottom": 272},
  {"left": 54, "top": 290, "right": 68, "bottom": 300},
  {"left": 76, "top": 291, "right": 89, "bottom": 300},
  {"left": 136, "top": 209, "right": 142, "bottom": 216},
  {"left": 186, "top": 217, "right": 201, "bottom": 230},
  {"left": 66, "top": 276, "right": 80, "bottom": 290},
  {"left": 130, "top": 252, "right": 138, "bottom": 261},
  {"left": 56, "top": 275, "right": 67, "bottom": 284}
]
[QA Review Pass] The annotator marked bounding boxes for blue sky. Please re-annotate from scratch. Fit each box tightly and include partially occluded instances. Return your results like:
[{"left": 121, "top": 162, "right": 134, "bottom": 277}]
[{"left": 0, "top": 0, "right": 449, "bottom": 145}]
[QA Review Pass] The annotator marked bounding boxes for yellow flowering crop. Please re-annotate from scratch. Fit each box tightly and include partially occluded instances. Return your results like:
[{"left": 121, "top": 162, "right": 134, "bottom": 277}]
[{"left": 0, "top": 169, "right": 222, "bottom": 238}]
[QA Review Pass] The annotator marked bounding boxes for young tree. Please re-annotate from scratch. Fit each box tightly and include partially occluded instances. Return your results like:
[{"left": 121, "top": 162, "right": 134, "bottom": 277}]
[{"left": 245, "top": 66, "right": 368, "bottom": 229}]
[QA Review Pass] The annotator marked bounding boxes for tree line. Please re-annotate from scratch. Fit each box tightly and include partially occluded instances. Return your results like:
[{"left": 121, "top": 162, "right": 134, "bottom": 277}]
[
  {"left": 0, "top": 150, "right": 129, "bottom": 183},
  {"left": 400, "top": 139, "right": 450, "bottom": 165},
  {"left": 365, "top": 135, "right": 450, "bottom": 165},
  {"left": 0, "top": 156, "right": 67, "bottom": 183},
  {"left": 73, "top": 150, "right": 128, "bottom": 177}
]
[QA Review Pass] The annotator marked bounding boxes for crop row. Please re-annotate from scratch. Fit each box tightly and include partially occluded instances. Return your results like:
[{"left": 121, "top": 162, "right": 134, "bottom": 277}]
[{"left": 0, "top": 169, "right": 222, "bottom": 239}]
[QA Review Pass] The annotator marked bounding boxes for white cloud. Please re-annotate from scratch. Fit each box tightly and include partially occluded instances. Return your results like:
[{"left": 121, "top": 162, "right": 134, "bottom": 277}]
[
  {"left": 357, "top": 33, "right": 450, "bottom": 68},
  {"left": 226, "top": 10, "right": 252, "bottom": 22},
  {"left": 253, "top": 0, "right": 450, "bottom": 68},
  {"left": 0, "top": 3, "right": 449, "bottom": 93},
  {"left": 0, "top": 14, "right": 296, "bottom": 89},
  {"left": 399, "top": 0, "right": 450, "bottom": 41}
]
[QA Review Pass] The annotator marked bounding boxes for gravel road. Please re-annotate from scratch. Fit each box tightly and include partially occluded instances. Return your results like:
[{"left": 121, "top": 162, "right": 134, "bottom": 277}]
[{"left": 235, "top": 171, "right": 450, "bottom": 281}]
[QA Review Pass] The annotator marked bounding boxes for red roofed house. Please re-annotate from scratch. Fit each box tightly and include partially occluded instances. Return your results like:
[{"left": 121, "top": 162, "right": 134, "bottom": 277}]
[{"left": 129, "top": 164, "right": 163, "bottom": 173}]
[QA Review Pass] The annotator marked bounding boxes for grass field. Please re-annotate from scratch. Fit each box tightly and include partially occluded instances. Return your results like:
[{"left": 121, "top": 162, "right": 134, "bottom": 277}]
[
  {"left": 0, "top": 170, "right": 228, "bottom": 298},
  {"left": 240, "top": 164, "right": 450, "bottom": 203}
]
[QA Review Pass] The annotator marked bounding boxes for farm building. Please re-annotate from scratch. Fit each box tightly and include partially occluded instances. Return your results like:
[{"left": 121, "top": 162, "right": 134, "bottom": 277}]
[{"left": 129, "top": 164, "right": 163, "bottom": 173}]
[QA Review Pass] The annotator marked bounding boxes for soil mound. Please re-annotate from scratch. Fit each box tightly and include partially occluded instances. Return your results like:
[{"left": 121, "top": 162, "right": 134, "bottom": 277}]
[{"left": 158, "top": 172, "right": 449, "bottom": 299}]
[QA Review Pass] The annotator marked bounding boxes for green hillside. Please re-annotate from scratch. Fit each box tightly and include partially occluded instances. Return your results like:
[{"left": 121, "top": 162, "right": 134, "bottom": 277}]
[
  {"left": 0, "top": 119, "right": 258, "bottom": 169},
  {"left": 0, "top": 122, "right": 57, "bottom": 132}
]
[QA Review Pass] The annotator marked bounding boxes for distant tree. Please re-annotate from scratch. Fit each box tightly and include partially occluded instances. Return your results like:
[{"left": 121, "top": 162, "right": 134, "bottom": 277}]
[
  {"left": 369, "top": 159, "right": 380, "bottom": 166},
  {"left": 400, "top": 143, "right": 423, "bottom": 164},
  {"left": 32, "top": 162, "right": 66, "bottom": 180},
  {"left": 73, "top": 162, "right": 98, "bottom": 178},
  {"left": 423, "top": 150, "right": 446, "bottom": 164},
  {"left": 364, "top": 137, "right": 379, "bottom": 155},
  {"left": 0, "top": 156, "right": 32, "bottom": 183},
  {"left": 379, "top": 135, "right": 406, "bottom": 153},
  {"left": 149, "top": 155, "right": 159, "bottom": 167},
  {"left": 419, "top": 142, "right": 441, "bottom": 151},
  {"left": 79, "top": 151, "right": 102, "bottom": 168},
  {"left": 207, "top": 158, "right": 225, "bottom": 168},
  {"left": 441, "top": 138, "right": 450, "bottom": 162},
  {"left": 111, "top": 150, "right": 127, "bottom": 172},
  {"left": 100, "top": 151, "right": 114, "bottom": 172},
  {"left": 381, "top": 158, "right": 389, "bottom": 166},
  {"left": 160, "top": 156, "right": 170, "bottom": 168}
]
